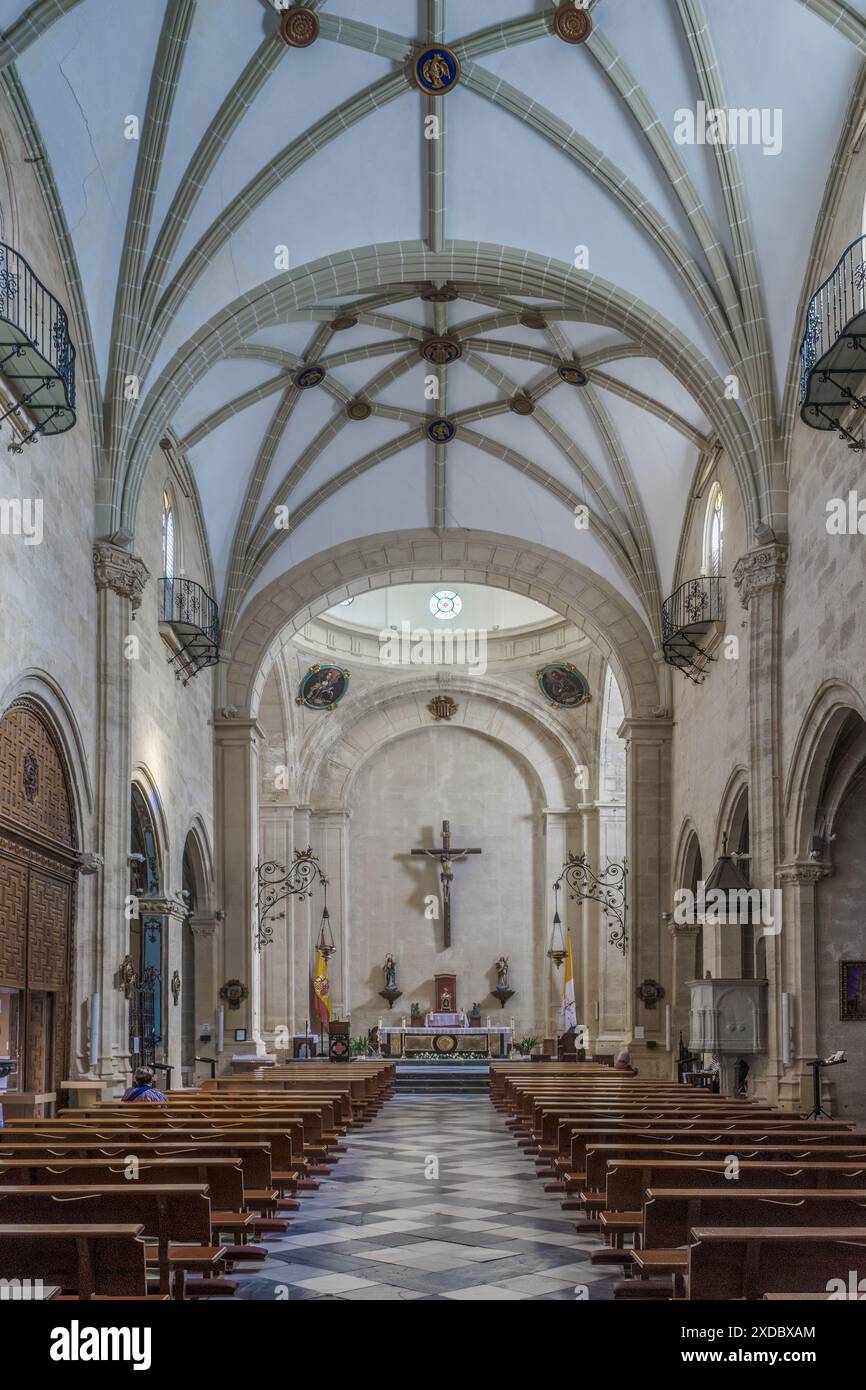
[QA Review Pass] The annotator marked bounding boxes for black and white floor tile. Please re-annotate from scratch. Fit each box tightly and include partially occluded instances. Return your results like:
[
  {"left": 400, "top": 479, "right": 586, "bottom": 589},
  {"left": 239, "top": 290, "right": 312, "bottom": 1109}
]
[{"left": 231, "top": 1094, "right": 617, "bottom": 1301}]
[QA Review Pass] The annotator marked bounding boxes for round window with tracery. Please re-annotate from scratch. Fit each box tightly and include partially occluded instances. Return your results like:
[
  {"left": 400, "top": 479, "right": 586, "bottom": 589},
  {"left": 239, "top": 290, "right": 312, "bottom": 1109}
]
[{"left": 429, "top": 590, "right": 462, "bottom": 621}]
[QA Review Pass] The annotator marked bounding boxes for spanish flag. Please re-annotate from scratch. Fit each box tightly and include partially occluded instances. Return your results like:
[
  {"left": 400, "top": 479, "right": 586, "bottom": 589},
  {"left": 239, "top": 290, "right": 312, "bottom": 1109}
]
[
  {"left": 560, "top": 928, "right": 576, "bottom": 1031},
  {"left": 312, "top": 947, "right": 332, "bottom": 1027}
]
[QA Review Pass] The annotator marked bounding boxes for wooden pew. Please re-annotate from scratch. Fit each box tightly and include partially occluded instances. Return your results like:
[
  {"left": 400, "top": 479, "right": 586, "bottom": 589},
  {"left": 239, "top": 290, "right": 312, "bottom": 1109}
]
[
  {"left": 0, "top": 1183, "right": 223, "bottom": 1298},
  {"left": 687, "top": 1227, "right": 866, "bottom": 1300},
  {"left": 0, "top": 1224, "right": 149, "bottom": 1299},
  {"left": 643, "top": 1187, "right": 866, "bottom": 1251}
]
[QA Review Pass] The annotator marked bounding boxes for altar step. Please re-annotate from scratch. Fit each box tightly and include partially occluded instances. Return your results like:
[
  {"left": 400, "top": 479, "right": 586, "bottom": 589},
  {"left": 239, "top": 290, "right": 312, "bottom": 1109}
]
[{"left": 395, "top": 1064, "right": 490, "bottom": 1094}]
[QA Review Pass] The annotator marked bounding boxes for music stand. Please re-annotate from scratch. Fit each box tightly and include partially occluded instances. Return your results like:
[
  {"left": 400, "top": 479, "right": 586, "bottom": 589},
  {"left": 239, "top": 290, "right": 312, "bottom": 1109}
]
[{"left": 803, "top": 1055, "right": 846, "bottom": 1120}]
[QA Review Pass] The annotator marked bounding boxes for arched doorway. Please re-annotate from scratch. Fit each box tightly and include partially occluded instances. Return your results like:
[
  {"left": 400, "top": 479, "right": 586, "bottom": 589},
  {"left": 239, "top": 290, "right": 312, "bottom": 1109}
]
[
  {"left": 129, "top": 785, "right": 163, "bottom": 1070},
  {"left": 0, "top": 700, "right": 77, "bottom": 1101}
]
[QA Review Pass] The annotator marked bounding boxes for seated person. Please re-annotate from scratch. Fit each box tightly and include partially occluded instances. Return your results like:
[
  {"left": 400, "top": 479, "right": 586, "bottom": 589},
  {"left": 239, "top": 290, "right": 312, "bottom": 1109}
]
[
  {"left": 121, "top": 1066, "right": 166, "bottom": 1102},
  {"left": 613, "top": 1046, "right": 633, "bottom": 1071}
]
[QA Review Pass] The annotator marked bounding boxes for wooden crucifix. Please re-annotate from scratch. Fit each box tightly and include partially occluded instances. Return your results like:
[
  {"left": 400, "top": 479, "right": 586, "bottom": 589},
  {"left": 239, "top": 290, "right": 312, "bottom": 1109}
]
[{"left": 411, "top": 819, "right": 481, "bottom": 948}]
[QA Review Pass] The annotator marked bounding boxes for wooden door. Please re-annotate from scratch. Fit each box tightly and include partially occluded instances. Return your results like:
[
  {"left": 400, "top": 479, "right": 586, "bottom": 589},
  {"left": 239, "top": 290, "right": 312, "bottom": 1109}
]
[{"left": 0, "top": 702, "right": 76, "bottom": 1093}]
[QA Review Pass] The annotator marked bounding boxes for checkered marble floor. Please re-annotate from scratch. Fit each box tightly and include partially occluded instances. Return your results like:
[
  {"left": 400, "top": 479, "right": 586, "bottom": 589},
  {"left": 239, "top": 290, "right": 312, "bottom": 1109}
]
[{"left": 230, "top": 1094, "right": 617, "bottom": 1301}]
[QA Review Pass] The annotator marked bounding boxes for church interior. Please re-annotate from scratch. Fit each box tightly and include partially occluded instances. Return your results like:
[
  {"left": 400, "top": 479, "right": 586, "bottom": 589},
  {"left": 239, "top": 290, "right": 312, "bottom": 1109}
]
[{"left": 1, "top": 0, "right": 866, "bottom": 1326}]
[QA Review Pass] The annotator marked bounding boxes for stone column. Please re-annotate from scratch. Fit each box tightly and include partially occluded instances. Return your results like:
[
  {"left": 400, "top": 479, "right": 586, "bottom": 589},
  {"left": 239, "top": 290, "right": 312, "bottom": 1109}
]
[
  {"left": 291, "top": 806, "right": 315, "bottom": 1045},
  {"left": 259, "top": 800, "right": 295, "bottom": 1053},
  {"left": 619, "top": 716, "right": 674, "bottom": 1076},
  {"left": 189, "top": 913, "right": 220, "bottom": 1081},
  {"left": 775, "top": 860, "right": 829, "bottom": 1111},
  {"left": 311, "top": 810, "right": 350, "bottom": 1024},
  {"left": 91, "top": 541, "right": 149, "bottom": 1086},
  {"left": 733, "top": 543, "right": 788, "bottom": 1103},
  {"left": 669, "top": 920, "right": 699, "bottom": 1077},
  {"left": 214, "top": 716, "right": 265, "bottom": 1063},
  {"left": 595, "top": 798, "right": 629, "bottom": 1052},
  {"left": 543, "top": 807, "right": 579, "bottom": 1039}
]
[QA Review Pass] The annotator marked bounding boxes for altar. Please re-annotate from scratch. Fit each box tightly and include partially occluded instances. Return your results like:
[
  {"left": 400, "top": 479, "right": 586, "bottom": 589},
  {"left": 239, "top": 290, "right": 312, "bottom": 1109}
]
[{"left": 380, "top": 1022, "right": 513, "bottom": 1059}]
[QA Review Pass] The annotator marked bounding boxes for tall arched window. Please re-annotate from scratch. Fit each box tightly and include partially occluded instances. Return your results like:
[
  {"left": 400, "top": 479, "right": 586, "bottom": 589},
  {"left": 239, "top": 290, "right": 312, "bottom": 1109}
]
[
  {"left": 162, "top": 487, "right": 176, "bottom": 581},
  {"left": 703, "top": 483, "right": 724, "bottom": 576}
]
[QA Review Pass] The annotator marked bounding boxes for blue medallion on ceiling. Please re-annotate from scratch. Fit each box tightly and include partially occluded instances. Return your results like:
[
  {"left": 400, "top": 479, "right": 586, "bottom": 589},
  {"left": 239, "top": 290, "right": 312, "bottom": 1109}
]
[{"left": 413, "top": 46, "right": 461, "bottom": 95}]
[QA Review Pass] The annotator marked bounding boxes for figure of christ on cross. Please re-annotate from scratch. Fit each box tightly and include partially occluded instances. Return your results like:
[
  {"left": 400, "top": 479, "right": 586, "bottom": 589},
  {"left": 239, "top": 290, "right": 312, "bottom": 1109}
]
[{"left": 411, "top": 819, "right": 482, "bottom": 948}]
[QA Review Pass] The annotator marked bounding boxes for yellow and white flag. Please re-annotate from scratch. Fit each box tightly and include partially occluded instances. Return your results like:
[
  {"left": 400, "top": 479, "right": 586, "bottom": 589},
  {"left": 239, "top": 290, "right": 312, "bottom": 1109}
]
[
  {"left": 560, "top": 928, "right": 576, "bottom": 1031},
  {"left": 312, "top": 946, "right": 332, "bottom": 1027}
]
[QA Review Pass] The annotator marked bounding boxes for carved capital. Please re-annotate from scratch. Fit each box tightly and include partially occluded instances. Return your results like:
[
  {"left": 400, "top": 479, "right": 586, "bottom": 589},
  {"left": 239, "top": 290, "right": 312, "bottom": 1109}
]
[
  {"left": 139, "top": 894, "right": 189, "bottom": 922},
  {"left": 93, "top": 542, "right": 150, "bottom": 611},
  {"left": 776, "top": 859, "right": 831, "bottom": 887},
  {"left": 190, "top": 914, "right": 219, "bottom": 940},
  {"left": 732, "top": 543, "right": 788, "bottom": 611},
  {"left": 77, "top": 851, "right": 104, "bottom": 875}
]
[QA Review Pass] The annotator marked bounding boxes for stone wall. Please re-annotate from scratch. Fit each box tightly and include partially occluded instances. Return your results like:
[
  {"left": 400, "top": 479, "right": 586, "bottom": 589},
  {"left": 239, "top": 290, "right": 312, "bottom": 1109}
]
[{"left": 0, "top": 94, "right": 216, "bottom": 1087}]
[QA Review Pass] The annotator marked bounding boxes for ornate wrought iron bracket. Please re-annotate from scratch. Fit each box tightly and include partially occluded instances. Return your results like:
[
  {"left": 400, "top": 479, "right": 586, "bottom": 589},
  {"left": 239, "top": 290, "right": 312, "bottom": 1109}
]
[
  {"left": 554, "top": 852, "right": 629, "bottom": 955},
  {"left": 255, "top": 848, "right": 329, "bottom": 951}
]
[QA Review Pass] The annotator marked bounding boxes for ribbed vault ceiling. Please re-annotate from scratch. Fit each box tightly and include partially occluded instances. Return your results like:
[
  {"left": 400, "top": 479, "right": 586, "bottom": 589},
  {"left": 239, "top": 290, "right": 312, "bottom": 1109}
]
[{"left": 2, "top": 0, "right": 864, "bottom": 648}]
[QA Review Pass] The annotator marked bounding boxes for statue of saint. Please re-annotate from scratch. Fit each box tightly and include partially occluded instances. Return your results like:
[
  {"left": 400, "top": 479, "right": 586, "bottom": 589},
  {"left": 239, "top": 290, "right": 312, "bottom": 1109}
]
[
  {"left": 384, "top": 954, "right": 397, "bottom": 990},
  {"left": 496, "top": 955, "right": 509, "bottom": 989}
]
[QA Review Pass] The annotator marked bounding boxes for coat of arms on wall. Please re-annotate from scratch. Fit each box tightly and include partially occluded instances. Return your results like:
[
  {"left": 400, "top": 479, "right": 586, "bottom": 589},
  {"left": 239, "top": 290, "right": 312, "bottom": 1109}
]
[
  {"left": 296, "top": 665, "right": 349, "bottom": 712},
  {"left": 427, "top": 695, "right": 458, "bottom": 722},
  {"left": 840, "top": 960, "right": 866, "bottom": 1021},
  {"left": 219, "top": 979, "right": 248, "bottom": 1011},
  {"left": 536, "top": 662, "right": 591, "bottom": 709}
]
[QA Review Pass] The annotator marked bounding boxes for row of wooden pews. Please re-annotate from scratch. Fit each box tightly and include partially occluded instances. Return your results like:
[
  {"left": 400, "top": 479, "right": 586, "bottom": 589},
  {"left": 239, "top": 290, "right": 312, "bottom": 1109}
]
[
  {"left": 490, "top": 1061, "right": 866, "bottom": 1300},
  {"left": 0, "top": 1060, "right": 395, "bottom": 1300}
]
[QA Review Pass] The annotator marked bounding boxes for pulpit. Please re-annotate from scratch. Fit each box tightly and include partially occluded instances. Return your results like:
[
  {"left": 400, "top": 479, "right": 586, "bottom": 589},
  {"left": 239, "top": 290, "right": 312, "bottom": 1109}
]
[{"left": 688, "top": 977, "right": 767, "bottom": 1095}]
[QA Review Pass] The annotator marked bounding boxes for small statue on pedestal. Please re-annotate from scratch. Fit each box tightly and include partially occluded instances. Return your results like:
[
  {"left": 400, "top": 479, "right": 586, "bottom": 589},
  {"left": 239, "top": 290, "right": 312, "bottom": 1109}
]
[
  {"left": 492, "top": 955, "right": 515, "bottom": 1010},
  {"left": 379, "top": 953, "right": 402, "bottom": 1008}
]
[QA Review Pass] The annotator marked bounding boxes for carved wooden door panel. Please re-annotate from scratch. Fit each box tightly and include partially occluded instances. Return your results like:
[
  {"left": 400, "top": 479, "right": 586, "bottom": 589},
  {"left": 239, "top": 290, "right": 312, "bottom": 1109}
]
[{"left": 0, "top": 701, "right": 76, "bottom": 1093}]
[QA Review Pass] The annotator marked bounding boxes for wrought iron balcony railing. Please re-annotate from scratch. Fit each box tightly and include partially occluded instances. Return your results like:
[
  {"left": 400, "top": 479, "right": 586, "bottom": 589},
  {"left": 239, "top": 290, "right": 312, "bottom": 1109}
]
[
  {"left": 0, "top": 241, "right": 76, "bottom": 443},
  {"left": 799, "top": 234, "right": 866, "bottom": 450},
  {"left": 158, "top": 577, "right": 220, "bottom": 684},
  {"left": 662, "top": 574, "right": 724, "bottom": 684}
]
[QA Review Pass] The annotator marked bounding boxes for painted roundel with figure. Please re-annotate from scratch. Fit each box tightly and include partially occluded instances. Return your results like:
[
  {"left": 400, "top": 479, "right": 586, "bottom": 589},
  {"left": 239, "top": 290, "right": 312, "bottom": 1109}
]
[
  {"left": 296, "top": 664, "right": 350, "bottom": 712},
  {"left": 536, "top": 662, "right": 591, "bottom": 709}
]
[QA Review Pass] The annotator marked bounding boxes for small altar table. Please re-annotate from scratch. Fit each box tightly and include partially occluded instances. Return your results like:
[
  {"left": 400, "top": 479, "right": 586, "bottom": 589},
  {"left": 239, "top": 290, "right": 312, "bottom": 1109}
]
[{"left": 379, "top": 1024, "right": 513, "bottom": 1059}]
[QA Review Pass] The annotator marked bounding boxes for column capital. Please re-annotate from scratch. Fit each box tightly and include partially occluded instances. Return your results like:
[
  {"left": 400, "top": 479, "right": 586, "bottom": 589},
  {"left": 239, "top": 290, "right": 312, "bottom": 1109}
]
[
  {"left": 140, "top": 894, "right": 189, "bottom": 922},
  {"left": 776, "top": 859, "right": 831, "bottom": 887},
  {"left": 92, "top": 541, "right": 149, "bottom": 611},
  {"left": 189, "top": 913, "right": 219, "bottom": 939},
  {"left": 212, "top": 716, "right": 265, "bottom": 743},
  {"left": 617, "top": 716, "right": 674, "bottom": 743},
  {"left": 733, "top": 542, "right": 788, "bottom": 610},
  {"left": 667, "top": 917, "right": 699, "bottom": 939}
]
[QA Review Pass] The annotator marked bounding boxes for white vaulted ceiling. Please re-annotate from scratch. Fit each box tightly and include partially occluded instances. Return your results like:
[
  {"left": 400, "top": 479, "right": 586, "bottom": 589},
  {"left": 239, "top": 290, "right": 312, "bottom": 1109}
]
[{"left": 3, "top": 0, "right": 864, "bottom": 647}]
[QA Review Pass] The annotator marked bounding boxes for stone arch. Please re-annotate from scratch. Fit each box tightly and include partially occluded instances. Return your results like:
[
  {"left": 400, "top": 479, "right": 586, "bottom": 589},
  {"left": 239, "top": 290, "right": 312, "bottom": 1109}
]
[
  {"left": 783, "top": 680, "right": 866, "bottom": 862},
  {"left": 673, "top": 818, "right": 703, "bottom": 892},
  {"left": 182, "top": 814, "right": 214, "bottom": 914},
  {"left": 714, "top": 765, "right": 750, "bottom": 859},
  {"left": 298, "top": 678, "right": 581, "bottom": 811},
  {"left": 131, "top": 764, "right": 171, "bottom": 890},
  {"left": 0, "top": 668, "right": 92, "bottom": 849},
  {"left": 223, "top": 529, "right": 663, "bottom": 725}
]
